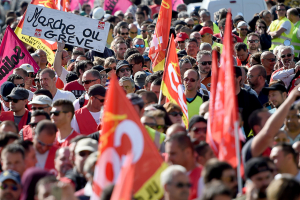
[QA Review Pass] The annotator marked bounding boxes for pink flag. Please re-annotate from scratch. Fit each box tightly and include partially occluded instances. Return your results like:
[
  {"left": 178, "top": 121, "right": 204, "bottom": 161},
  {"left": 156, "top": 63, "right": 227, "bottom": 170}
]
[
  {"left": 70, "top": 0, "right": 94, "bottom": 11},
  {"left": 172, "top": 0, "right": 184, "bottom": 10},
  {"left": 0, "top": 27, "right": 40, "bottom": 85},
  {"left": 103, "top": 0, "right": 132, "bottom": 15}
]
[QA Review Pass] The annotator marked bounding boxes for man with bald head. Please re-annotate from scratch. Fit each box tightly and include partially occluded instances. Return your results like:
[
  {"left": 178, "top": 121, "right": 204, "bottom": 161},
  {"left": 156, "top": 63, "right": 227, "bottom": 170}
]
[
  {"left": 261, "top": 51, "right": 276, "bottom": 83},
  {"left": 35, "top": 49, "right": 47, "bottom": 70},
  {"left": 199, "top": 101, "right": 209, "bottom": 117},
  {"left": 247, "top": 65, "right": 269, "bottom": 105},
  {"left": 165, "top": 124, "right": 186, "bottom": 140},
  {"left": 124, "top": 12, "right": 134, "bottom": 24},
  {"left": 129, "top": 23, "right": 138, "bottom": 39}
]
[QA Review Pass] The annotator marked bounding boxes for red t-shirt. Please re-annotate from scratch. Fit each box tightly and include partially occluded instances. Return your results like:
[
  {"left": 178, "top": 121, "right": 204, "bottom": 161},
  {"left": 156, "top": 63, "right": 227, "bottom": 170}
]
[
  {"left": 55, "top": 130, "right": 80, "bottom": 147},
  {"left": 63, "top": 80, "right": 85, "bottom": 98},
  {"left": 150, "top": 4, "right": 160, "bottom": 18}
]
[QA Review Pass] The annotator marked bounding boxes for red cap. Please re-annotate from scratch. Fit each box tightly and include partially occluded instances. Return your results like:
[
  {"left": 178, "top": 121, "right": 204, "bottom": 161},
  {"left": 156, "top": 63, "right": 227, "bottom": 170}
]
[
  {"left": 199, "top": 27, "right": 213, "bottom": 36},
  {"left": 175, "top": 32, "right": 189, "bottom": 42}
]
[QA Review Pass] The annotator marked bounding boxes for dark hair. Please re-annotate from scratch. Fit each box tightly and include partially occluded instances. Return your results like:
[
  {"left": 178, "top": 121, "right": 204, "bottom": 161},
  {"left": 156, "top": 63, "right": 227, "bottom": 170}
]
[
  {"left": 248, "top": 108, "right": 269, "bottom": 133},
  {"left": 75, "top": 60, "right": 93, "bottom": 77},
  {"left": 145, "top": 74, "right": 159, "bottom": 87},
  {"left": 14, "top": 68, "right": 28, "bottom": 78},
  {"left": 65, "top": 72, "right": 78, "bottom": 83},
  {"left": 276, "top": 143, "right": 297, "bottom": 165},
  {"left": 137, "top": 5, "right": 150, "bottom": 15},
  {"left": 127, "top": 53, "right": 144, "bottom": 66},
  {"left": 52, "top": 100, "right": 75, "bottom": 117},
  {"left": 35, "top": 120, "right": 57, "bottom": 137},
  {"left": 124, "top": 48, "right": 140, "bottom": 60},
  {"left": 5, "top": 17, "right": 14, "bottom": 25},
  {"left": 203, "top": 159, "right": 233, "bottom": 184},
  {"left": 81, "top": 3, "right": 91, "bottom": 11},
  {"left": 234, "top": 42, "right": 248, "bottom": 52},
  {"left": 7, "top": 74, "right": 23, "bottom": 83},
  {"left": 139, "top": 91, "right": 158, "bottom": 104},
  {"left": 0, "top": 132, "right": 19, "bottom": 148},
  {"left": 195, "top": 142, "right": 210, "bottom": 157},
  {"left": 34, "top": 89, "right": 53, "bottom": 99},
  {"left": 20, "top": 1, "right": 28, "bottom": 8},
  {"left": 32, "top": 110, "right": 50, "bottom": 120},
  {"left": 2, "top": 143, "right": 25, "bottom": 159},
  {"left": 72, "top": 50, "right": 84, "bottom": 57},
  {"left": 250, "top": 53, "right": 262, "bottom": 65},
  {"left": 277, "top": 3, "right": 286, "bottom": 10},
  {"left": 117, "top": 26, "right": 129, "bottom": 35},
  {"left": 17, "top": 140, "right": 33, "bottom": 153},
  {"left": 152, "top": 77, "right": 162, "bottom": 86},
  {"left": 218, "top": 18, "right": 226, "bottom": 29},
  {"left": 0, "top": 121, "right": 18, "bottom": 133},
  {"left": 185, "top": 38, "right": 199, "bottom": 47},
  {"left": 288, "top": 8, "right": 299, "bottom": 17},
  {"left": 166, "top": 132, "right": 194, "bottom": 152}
]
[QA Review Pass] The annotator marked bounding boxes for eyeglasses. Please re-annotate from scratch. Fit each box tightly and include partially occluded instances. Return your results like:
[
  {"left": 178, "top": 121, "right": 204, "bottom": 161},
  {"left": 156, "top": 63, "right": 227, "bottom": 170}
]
[
  {"left": 134, "top": 44, "right": 145, "bottom": 48},
  {"left": 178, "top": 41, "right": 185, "bottom": 44},
  {"left": 50, "top": 110, "right": 69, "bottom": 116},
  {"left": 15, "top": 83, "right": 25, "bottom": 87},
  {"left": 191, "top": 127, "right": 207, "bottom": 133},
  {"left": 169, "top": 111, "right": 183, "bottom": 117},
  {"left": 8, "top": 99, "right": 25, "bottom": 103},
  {"left": 183, "top": 78, "right": 196, "bottom": 82},
  {"left": 0, "top": 183, "right": 18, "bottom": 191},
  {"left": 266, "top": 58, "right": 276, "bottom": 62},
  {"left": 32, "top": 106, "right": 49, "bottom": 111},
  {"left": 93, "top": 96, "right": 105, "bottom": 103},
  {"left": 277, "top": 9, "right": 285, "bottom": 11},
  {"left": 187, "top": 24, "right": 194, "bottom": 28},
  {"left": 78, "top": 151, "right": 91, "bottom": 157},
  {"left": 141, "top": 30, "right": 147, "bottom": 33},
  {"left": 127, "top": 17, "right": 134, "bottom": 19},
  {"left": 169, "top": 182, "right": 192, "bottom": 188},
  {"left": 240, "top": 28, "right": 248, "bottom": 31},
  {"left": 37, "top": 139, "right": 54, "bottom": 147},
  {"left": 119, "top": 68, "right": 131, "bottom": 73},
  {"left": 281, "top": 53, "right": 292, "bottom": 58},
  {"left": 28, "top": 122, "right": 38, "bottom": 128},
  {"left": 82, "top": 79, "right": 98, "bottom": 85},
  {"left": 248, "top": 40, "right": 259, "bottom": 43},
  {"left": 130, "top": 32, "right": 137, "bottom": 34},
  {"left": 180, "top": 58, "right": 191, "bottom": 64},
  {"left": 108, "top": 67, "right": 116, "bottom": 70},
  {"left": 27, "top": 74, "right": 35, "bottom": 78},
  {"left": 201, "top": 61, "right": 212, "bottom": 65},
  {"left": 258, "top": 26, "right": 266, "bottom": 29},
  {"left": 100, "top": 74, "right": 108, "bottom": 79},
  {"left": 121, "top": 32, "right": 129, "bottom": 35}
]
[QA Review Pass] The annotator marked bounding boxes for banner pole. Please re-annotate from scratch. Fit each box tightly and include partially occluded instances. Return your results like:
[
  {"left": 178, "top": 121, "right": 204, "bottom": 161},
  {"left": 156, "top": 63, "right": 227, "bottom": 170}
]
[
  {"left": 234, "top": 121, "right": 242, "bottom": 194},
  {"left": 158, "top": 89, "right": 163, "bottom": 105}
]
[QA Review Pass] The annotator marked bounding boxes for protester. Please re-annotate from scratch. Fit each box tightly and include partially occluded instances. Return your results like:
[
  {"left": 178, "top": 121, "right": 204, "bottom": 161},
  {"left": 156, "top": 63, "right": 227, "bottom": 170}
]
[
  {"left": 1, "top": 144, "right": 26, "bottom": 176},
  {"left": 0, "top": 170, "right": 22, "bottom": 200},
  {"left": 194, "top": 142, "right": 215, "bottom": 166},
  {"left": 188, "top": 116, "right": 207, "bottom": 144},
  {"left": 54, "top": 147, "right": 73, "bottom": 179}
]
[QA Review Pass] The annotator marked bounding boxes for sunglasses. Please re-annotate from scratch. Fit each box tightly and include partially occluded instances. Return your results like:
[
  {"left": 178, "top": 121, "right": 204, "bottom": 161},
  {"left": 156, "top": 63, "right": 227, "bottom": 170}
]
[
  {"left": 121, "top": 32, "right": 129, "bottom": 35},
  {"left": 119, "top": 68, "right": 131, "bottom": 73},
  {"left": 240, "top": 28, "right": 248, "bottom": 31},
  {"left": 187, "top": 24, "right": 194, "bottom": 27},
  {"left": 37, "top": 139, "right": 54, "bottom": 147},
  {"left": 266, "top": 58, "right": 276, "bottom": 62},
  {"left": 172, "top": 182, "right": 192, "bottom": 188},
  {"left": 281, "top": 53, "right": 292, "bottom": 58},
  {"left": 183, "top": 78, "right": 196, "bottom": 82},
  {"left": 28, "top": 122, "right": 38, "bottom": 128},
  {"left": 127, "top": 17, "right": 134, "bottom": 19},
  {"left": 34, "top": 78, "right": 40, "bottom": 82},
  {"left": 32, "top": 106, "right": 49, "bottom": 111},
  {"left": 169, "top": 111, "right": 183, "bottom": 117},
  {"left": 108, "top": 67, "right": 116, "bottom": 70},
  {"left": 15, "top": 83, "right": 25, "bottom": 87},
  {"left": 82, "top": 79, "right": 98, "bottom": 85},
  {"left": 134, "top": 44, "right": 145, "bottom": 48},
  {"left": 258, "top": 26, "right": 266, "bottom": 29},
  {"left": 248, "top": 40, "right": 259, "bottom": 43},
  {"left": 130, "top": 32, "right": 137, "bottom": 34},
  {"left": 8, "top": 99, "right": 24, "bottom": 103},
  {"left": 78, "top": 151, "right": 91, "bottom": 157},
  {"left": 141, "top": 30, "right": 147, "bottom": 33},
  {"left": 93, "top": 96, "right": 105, "bottom": 103},
  {"left": 277, "top": 9, "right": 285, "bottom": 11},
  {"left": 0, "top": 183, "right": 18, "bottom": 191},
  {"left": 201, "top": 61, "right": 212, "bottom": 65},
  {"left": 27, "top": 74, "right": 35, "bottom": 78},
  {"left": 191, "top": 127, "right": 207, "bottom": 133},
  {"left": 50, "top": 110, "right": 68, "bottom": 116}
]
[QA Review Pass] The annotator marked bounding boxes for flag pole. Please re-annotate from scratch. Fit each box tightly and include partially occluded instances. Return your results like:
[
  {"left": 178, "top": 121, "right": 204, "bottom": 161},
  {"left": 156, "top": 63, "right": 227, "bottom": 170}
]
[
  {"left": 234, "top": 121, "right": 242, "bottom": 194},
  {"left": 158, "top": 89, "right": 163, "bottom": 104}
]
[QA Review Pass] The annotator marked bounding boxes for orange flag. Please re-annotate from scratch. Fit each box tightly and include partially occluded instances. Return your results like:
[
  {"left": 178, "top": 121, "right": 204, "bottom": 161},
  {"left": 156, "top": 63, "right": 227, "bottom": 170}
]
[
  {"left": 55, "top": 0, "right": 70, "bottom": 12},
  {"left": 15, "top": 0, "right": 59, "bottom": 64},
  {"left": 148, "top": 0, "right": 172, "bottom": 72},
  {"left": 91, "top": 74, "right": 167, "bottom": 200},
  {"left": 161, "top": 35, "right": 188, "bottom": 127}
]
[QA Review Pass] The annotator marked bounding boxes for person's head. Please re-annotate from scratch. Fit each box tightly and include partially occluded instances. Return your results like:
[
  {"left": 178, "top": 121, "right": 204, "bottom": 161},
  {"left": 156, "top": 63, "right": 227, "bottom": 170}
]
[
  {"left": 199, "top": 10, "right": 211, "bottom": 23},
  {"left": 82, "top": 69, "right": 102, "bottom": 92},
  {"left": 261, "top": 51, "right": 276, "bottom": 71},
  {"left": 237, "top": 21, "right": 248, "bottom": 37},
  {"left": 7, "top": 87, "right": 29, "bottom": 113},
  {"left": 200, "top": 181, "right": 232, "bottom": 200},
  {"left": 29, "top": 110, "right": 51, "bottom": 135},
  {"left": 0, "top": 121, "right": 18, "bottom": 134},
  {"left": 51, "top": 100, "right": 74, "bottom": 128},
  {"left": 195, "top": 142, "right": 215, "bottom": 166},
  {"left": 29, "top": 95, "right": 52, "bottom": 114},
  {"left": 54, "top": 147, "right": 72, "bottom": 178},
  {"left": 287, "top": 8, "right": 300, "bottom": 23},
  {"left": 150, "top": 78, "right": 162, "bottom": 99},
  {"left": 234, "top": 43, "right": 248, "bottom": 62},
  {"left": 190, "top": 32, "right": 201, "bottom": 47},
  {"left": 139, "top": 91, "right": 158, "bottom": 107},
  {"left": 197, "top": 50, "right": 212, "bottom": 77},
  {"left": 127, "top": 93, "right": 144, "bottom": 117},
  {"left": 248, "top": 108, "right": 271, "bottom": 135},
  {"left": 188, "top": 116, "right": 207, "bottom": 143},
  {"left": 0, "top": 170, "right": 21, "bottom": 200},
  {"left": 116, "top": 26, "right": 129, "bottom": 40},
  {"left": 199, "top": 101, "right": 209, "bottom": 117},
  {"left": 245, "top": 157, "right": 273, "bottom": 199},
  {"left": 82, "top": 3, "right": 91, "bottom": 15},
  {"left": 74, "top": 138, "right": 98, "bottom": 174},
  {"left": 183, "top": 69, "right": 200, "bottom": 92},
  {"left": 185, "top": 18, "right": 194, "bottom": 30},
  {"left": 255, "top": 19, "right": 268, "bottom": 34},
  {"left": 160, "top": 165, "right": 190, "bottom": 200},
  {"left": 35, "top": 175, "right": 57, "bottom": 200},
  {"left": 261, "top": 11, "right": 272, "bottom": 26},
  {"left": 279, "top": 46, "right": 294, "bottom": 67},
  {"left": 7, "top": 74, "right": 24, "bottom": 88},
  {"left": 88, "top": 84, "right": 106, "bottom": 110},
  {"left": 116, "top": 60, "right": 132, "bottom": 78},
  {"left": 35, "top": 49, "right": 47, "bottom": 66},
  {"left": 163, "top": 103, "right": 183, "bottom": 124},
  {"left": 262, "top": 83, "right": 287, "bottom": 108},
  {"left": 203, "top": 20, "right": 214, "bottom": 32},
  {"left": 175, "top": 32, "right": 189, "bottom": 50},
  {"left": 247, "top": 33, "right": 260, "bottom": 52},
  {"left": 16, "top": 140, "right": 37, "bottom": 170},
  {"left": 165, "top": 132, "right": 194, "bottom": 167},
  {"left": 114, "top": 40, "right": 128, "bottom": 60},
  {"left": 75, "top": 60, "right": 93, "bottom": 79},
  {"left": 134, "top": 71, "right": 147, "bottom": 88},
  {"left": 124, "top": 12, "right": 134, "bottom": 24},
  {"left": 34, "top": 89, "right": 53, "bottom": 100},
  {"left": 135, "top": 11, "right": 145, "bottom": 26},
  {"left": 233, "top": 15, "right": 244, "bottom": 29},
  {"left": 1, "top": 144, "right": 25, "bottom": 176},
  {"left": 133, "top": 38, "right": 145, "bottom": 55},
  {"left": 185, "top": 39, "right": 199, "bottom": 58},
  {"left": 129, "top": 23, "right": 138, "bottom": 38},
  {"left": 270, "top": 143, "right": 298, "bottom": 174},
  {"left": 276, "top": 3, "right": 287, "bottom": 18},
  {"left": 273, "top": 130, "right": 290, "bottom": 146},
  {"left": 33, "top": 120, "right": 57, "bottom": 155},
  {"left": 284, "top": 105, "right": 300, "bottom": 132},
  {"left": 200, "top": 43, "right": 212, "bottom": 51},
  {"left": 176, "top": 4, "right": 187, "bottom": 12},
  {"left": 104, "top": 57, "right": 117, "bottom": 77},
  {"left": 199, "top": 27, "right": 213, "bottom": 43},
  {"left": 119, "top": 77, "right": 135, "bottom": 94},
  {"left": 143, "top": 109, "right": 166, "bottom": 132},
  {"left": 39, "top": 68, "right": 56, "bottom": 92},
  {"left": 202, "top": 159, "right": 237, "bottom": 197},
  {"left": 247, "top": 65, "right": 267, "bottom": 90}
]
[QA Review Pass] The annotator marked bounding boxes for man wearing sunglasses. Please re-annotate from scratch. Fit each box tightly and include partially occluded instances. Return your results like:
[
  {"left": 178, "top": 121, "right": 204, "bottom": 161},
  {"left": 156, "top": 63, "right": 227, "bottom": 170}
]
[
  {"left": 237, "top": 21, "right": 249, "bottom": 45},
  {"left": 268, "top": 3, "right": 293, "bottom": 51},
  {"left": 128, "top": 53, "right": 150, "bottom": 76},
  {"left": 0, "top": 170, "right": 22, "bottom": 200},
  {"left": 175, "top": 32, "right": 189, "bottom": 51},
  {"left": 19, "top": 64, "right": 36, "bottom": 92},
  {"left": 29, "top": 95, "right": 52, "bottom": 114},
  {"left": 247, "top": 33, "right": 261, "bottom": 55},
  {"left": 116, "top": 26, "right": 129, "bottom": 40},
  {"left": 261, "top": 51, "right": 276, "bottom": 83},
  {"left": 129, "top": 23, "right": 138, "bottom": 39},
  {"left": 116, "top": 60, "right": 132, "bottom": 79},
  {"left": 133, "top": 38, "right": 146, "bottom": 55},
  {"left": 124, "top": 12, "right": 134, "bottom": 24},
  {"left": 188, "top": 116, "right": 207, "bottom": 143},
  {"left": 11, "top": 70, "right": 34, "bottom": 101},
  {"left": 72, "top": 84, "right": 106, "bottom": 135},
  {"left": 197, "top": 51, "right": 212, "bottom": 91}
]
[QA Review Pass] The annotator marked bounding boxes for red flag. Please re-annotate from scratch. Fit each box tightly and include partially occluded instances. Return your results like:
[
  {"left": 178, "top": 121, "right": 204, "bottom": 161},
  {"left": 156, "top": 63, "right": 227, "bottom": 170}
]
[
  {"left": 161, "top": 35, "right": 189, "bottom": 127},
  {"left": 110, "top": 152, "right": 135, "bottom": 200},
  {"left": 0, "top": 27, "right": 40, "bottom": 85},
  {"left": 55, "top": 0, "right": 70, "bottom": 12},
  {"left": 148, "top": 0, "right": 172, "bottom": 72},
  {"left": 91, "top": 74, "right": 167, "bottom": 200}
]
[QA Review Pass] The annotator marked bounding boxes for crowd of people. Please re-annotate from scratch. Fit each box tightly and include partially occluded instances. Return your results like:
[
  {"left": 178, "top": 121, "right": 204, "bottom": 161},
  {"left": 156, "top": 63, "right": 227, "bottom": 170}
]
[{"left": 0, "top": 0, "right": 300, "bottom": 200}]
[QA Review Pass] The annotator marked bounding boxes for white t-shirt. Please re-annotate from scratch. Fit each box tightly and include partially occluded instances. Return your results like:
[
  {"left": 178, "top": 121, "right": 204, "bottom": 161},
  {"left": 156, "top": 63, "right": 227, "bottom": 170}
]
[
  {"left": 53, "top": 89, "right": 76, "bottom": 102},
  {"left": 35, "top": 150, "right": 49, "bottom": 169},
  {"left": 54, "top": 66, "right": 69, "bottom": 86},
  {"left": 71, "top": 110, "right": 101, "bottom": 134},
  {"left": 73, "top": 93, "right": 89, "bottom": 111},
  {"left": 268, "top": 20, "right": 292, "bottom": 35}
]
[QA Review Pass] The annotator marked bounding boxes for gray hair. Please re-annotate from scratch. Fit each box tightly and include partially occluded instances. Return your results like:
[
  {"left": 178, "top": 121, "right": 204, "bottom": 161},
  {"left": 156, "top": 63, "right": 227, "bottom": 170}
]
[
  {"left": 200, "top": 10, "right": 210, "bottom": 17},
  {"left": 262, "top": 10, "right": 271, "bottom": 17},
  {"left": 83, "top": 69, "right": 102, "bottom": 80},
  {"left": 279, "top": 46, "right": 294, "bottom": 57},
  {"left": 178, "top": 11, "right": 189, "bottom": 19},
  {"left": 197, "top": 50, "right": 212, "bottom": 61},
  {"left": 133, "top": 37, "right": 145, "bottom": 45},
  {"left": 179, "top": 58, "right": 192, "bottom": 68},
  {"left": 200, "top": 43, "right": 212, "bottom": 51},
  {"left": 119, "top": 77, "right": 135, "bottom": 88},
  {"left": 160, "top": 165, "right": 187, "bottom": 187}
]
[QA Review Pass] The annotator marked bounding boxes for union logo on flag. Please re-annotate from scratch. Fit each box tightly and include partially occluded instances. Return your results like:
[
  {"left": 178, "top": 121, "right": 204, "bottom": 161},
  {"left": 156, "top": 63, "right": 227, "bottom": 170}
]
[
  {"left": 34, "top": 29, "right": 42, "bottom": 37},
  {"left": 98, "top": 22, "right": 105, "bottom": 30}
]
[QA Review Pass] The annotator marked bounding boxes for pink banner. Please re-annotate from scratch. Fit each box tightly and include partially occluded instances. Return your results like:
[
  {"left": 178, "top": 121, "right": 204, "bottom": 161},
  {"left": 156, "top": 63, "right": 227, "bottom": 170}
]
[
  {"left": 172, "top": 0, "right": 184, "bottom": 10},
  {"left": 104, "top": 0, "right": 132, "bottom": 15},
  {"left": 70, "top": 0, "right": 94, "bottom": 11},
  {"left": 0, "top": 27, "right": 40, "bottom": 85}
]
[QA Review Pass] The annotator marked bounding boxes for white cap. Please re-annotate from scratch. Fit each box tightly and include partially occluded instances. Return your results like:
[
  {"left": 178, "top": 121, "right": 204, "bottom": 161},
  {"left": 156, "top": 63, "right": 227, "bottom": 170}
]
[
  {"left": 75, "top": 138, "right": 98, "bottom": 154},
  {"left": 92, "top": 7, "right": 105, "bottom": 20},
  {"left": 29, "top": 95, "right": 52, "bottom": 106},
  {"left": 19, "top": 64, "right": 34, "bottom": 73},
  {"left": 237, "top": 21, "right": 248, "bottom": 28},
  {"left": 103, "top": 13, "right": 111, "bottom": 21}
]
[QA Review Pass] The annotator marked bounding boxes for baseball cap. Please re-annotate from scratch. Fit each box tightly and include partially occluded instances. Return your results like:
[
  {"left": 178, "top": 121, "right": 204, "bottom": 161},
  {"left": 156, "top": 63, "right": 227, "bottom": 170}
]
[
  {"left": 188, "top": 116, "right": 207, "bottom": 131},
  {"left": 116, "top": 60, "right": 130, "bottom": 73},
  {"left": 92, "top": 7, "right": 105, "bottom": 20},
  {"left": 92, "top": 65, "right": 105, "bottom": 72},
  {"left": 233, "top": 15, "right": 244, "bottom": 24},
  {"left": 19, "top": 64, "right": 34, "bottom": 73},
  {"left": 173, "top": 20, "right": 187, "bottom": 27},
  {"left": 237, "top": 21, "right": 248, "bottom": 28},
  {"left": 75, "top": 138, "right": 98, "bottom": 154},
  {"left": 175, "top": 32, "right": 189, "bottom": 42},
  {"left": 7, "top": 87, "right": 29, "bottom": 100},
  {"left": 262, "top": 83, "right": 287, "bottom": 95},
  {"left": 199, "top": 27, "right": 213, "bottom": 36},
  {"left": 134, "top": 71, "right": 147, "bottom": 88},
  {"left": 29, "top": 95, "right": 52, "bottom": 106},
  {"left": 0, "top": 82, "right": 15, "bottom": 101},
  {"left": 0, "top": 170, "right": 21, "bottom": 184},
  {"left": 245, "top": 157, "right": 271, "bottom": 179},
  {"left": 88, "top": 84, "right": 106, "bottom": 97}
]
